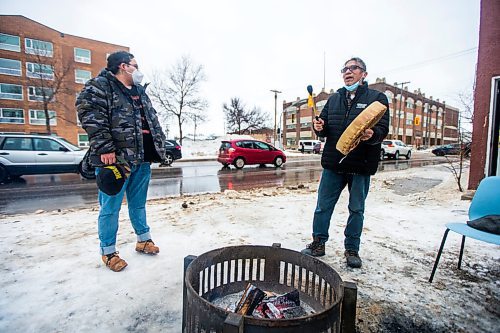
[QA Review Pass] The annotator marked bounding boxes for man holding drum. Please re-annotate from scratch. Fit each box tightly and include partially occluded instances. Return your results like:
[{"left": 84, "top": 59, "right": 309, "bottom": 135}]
[{"left": 301, "top": 57, "right": 389, "bottom": 268}]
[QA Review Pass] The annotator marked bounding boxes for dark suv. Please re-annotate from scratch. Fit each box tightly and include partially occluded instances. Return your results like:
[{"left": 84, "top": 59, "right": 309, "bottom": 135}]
[
  {"left": 160, "top": 139, "right": 182, "bottom": 166},
  {"left": 431, "top": 142, "right": 471, "bottom": 157}
]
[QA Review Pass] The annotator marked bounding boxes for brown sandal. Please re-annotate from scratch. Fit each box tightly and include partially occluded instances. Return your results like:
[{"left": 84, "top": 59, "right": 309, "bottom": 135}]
[
  {"left": 102, "top": 252, "right": 128, "bottom": 272},
  {"left": 135, "top": 239, "right": 160, "bottom": 254}
]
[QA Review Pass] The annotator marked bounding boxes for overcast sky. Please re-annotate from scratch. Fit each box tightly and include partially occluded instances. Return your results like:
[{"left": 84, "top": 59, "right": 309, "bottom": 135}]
[{"left": 1, "top": 0, "right": 480, "bottom": 137}]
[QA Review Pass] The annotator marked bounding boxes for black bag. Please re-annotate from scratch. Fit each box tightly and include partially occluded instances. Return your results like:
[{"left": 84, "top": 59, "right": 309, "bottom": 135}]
[
  {"left": 467, "top": 215, "right": 500, "bottom": 235},
  {"left": 82, "top": 148, "right": 96, "bottom": 174}
]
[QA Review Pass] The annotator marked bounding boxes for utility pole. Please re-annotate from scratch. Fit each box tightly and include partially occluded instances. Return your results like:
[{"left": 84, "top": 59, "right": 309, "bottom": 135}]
[
  {"left": 323, "top": 51, "right": 326, "bottom": 91},
  {"left": 441, "top": 101, "right": 446, "bottom": 145},
  {"left": 426, "top": 105, "right": 433, "bottom": 146},
  {"left": 270, "top": 89, "right": 282, "bottom": 144},
  {"left": 394, "top": 81, "right": 411, "bottom": 140}
]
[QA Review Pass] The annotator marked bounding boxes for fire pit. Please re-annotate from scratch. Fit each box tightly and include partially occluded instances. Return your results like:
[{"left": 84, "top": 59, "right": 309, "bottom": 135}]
[{"left": 182, "top": 243, "right": 357, "bottom": 333}]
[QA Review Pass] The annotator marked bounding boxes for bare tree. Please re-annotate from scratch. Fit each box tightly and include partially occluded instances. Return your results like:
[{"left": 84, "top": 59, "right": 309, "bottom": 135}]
[
  {"left": 445, "top": 91, "right": 474, "bottom": 192},
  {"left": 187, "top": 109, "right": 207, "bottom": 142},
  {"left": 223, "top": 97, "right": 270, "bottom": 134},
  {"left": 148, "top": 56, "right": 208, "bottom": 145},
  {"left": 25, "top": 45, "right": 73, "bottom": 134}
]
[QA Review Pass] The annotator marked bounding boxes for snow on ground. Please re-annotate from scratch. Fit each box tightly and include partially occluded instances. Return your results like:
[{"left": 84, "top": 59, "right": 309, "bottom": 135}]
[{"left": 0, "top": 164, "right": 499, "bottom": 332}]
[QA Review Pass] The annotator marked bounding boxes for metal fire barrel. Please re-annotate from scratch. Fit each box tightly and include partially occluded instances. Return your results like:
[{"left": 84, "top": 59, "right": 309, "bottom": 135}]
[{"left": 182, "top": 244, "right": 357, "bottom": 333}]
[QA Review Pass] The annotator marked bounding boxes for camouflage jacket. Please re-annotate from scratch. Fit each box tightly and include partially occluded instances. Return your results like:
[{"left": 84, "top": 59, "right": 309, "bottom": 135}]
[{"left": 76, "top": 69, "right": 166, "bottom": 167}]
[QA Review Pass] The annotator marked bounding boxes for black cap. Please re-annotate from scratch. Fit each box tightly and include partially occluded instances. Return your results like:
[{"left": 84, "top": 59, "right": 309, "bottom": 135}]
[{"left": 96, "top": 165, "right": 127, "bottom": 196}]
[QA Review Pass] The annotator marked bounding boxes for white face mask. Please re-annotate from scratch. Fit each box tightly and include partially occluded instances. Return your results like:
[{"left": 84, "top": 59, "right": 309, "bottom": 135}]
[
  {"left": 125, "top": 65, "right": 144, "bottom": 85},
  {"left": 127, "top": 69, "right": 144, "bottom": 85}
]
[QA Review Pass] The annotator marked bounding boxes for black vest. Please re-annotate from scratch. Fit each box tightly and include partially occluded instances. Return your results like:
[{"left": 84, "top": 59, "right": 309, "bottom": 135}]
[{"left": 318, "top": 84, "right": 389, "bottom": 175}]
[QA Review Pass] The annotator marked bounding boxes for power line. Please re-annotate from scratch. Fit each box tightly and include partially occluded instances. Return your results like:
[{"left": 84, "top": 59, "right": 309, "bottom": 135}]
[
  {"left": 277, "top": 47, "right": 478, "bottom": 103},
  {"left": 379, "top": 47, "right": 478, "bottom": 75}
]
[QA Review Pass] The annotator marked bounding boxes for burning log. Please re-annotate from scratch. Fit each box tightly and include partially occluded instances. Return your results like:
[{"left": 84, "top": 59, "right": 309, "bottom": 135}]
[{"left": 234, "top": 284, "right": 307, "bottom": 319}]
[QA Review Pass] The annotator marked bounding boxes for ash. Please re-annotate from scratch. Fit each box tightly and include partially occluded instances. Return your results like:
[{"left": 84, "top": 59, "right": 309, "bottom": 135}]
[{"left": 211, "top": 291, "right": 316, "bottom": 317}]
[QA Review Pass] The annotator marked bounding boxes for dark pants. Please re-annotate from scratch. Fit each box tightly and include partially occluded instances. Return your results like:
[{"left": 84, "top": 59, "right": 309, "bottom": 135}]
[{"left": 312, "top": 169, "right": 371, "bottom": 251}]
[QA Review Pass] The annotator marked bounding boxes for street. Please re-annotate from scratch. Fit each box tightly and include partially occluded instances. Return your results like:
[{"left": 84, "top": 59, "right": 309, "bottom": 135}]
[{"left": 0, "top": 152, "right": 447, "bottom": 214}]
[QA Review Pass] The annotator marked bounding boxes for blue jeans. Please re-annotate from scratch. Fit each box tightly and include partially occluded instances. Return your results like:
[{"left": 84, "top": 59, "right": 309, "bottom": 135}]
[
  {"left": 312, "top": 169, "right": 371, "bottom": 252},
  {"left": 96, "top": 163, "right": 152, "bottom": 255}
]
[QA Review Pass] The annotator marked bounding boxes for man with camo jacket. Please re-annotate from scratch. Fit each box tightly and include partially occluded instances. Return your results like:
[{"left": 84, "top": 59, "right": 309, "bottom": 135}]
[{"left": 77, "top": 51, "right": 167, "bottom": 272}]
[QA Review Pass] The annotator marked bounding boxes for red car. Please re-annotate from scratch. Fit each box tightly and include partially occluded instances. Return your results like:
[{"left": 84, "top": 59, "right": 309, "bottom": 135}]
[{"left": 217, "top": 139, "right": 286, "bottom": 169}]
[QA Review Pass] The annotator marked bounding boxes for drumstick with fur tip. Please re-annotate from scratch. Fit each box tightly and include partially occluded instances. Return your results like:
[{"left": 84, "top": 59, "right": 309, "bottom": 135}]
[{"left": 307, "top": 85, "right": 320, "bottom": 121}]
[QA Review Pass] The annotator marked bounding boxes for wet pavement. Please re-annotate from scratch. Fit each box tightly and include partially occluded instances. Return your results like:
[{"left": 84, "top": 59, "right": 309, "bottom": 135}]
[
  {"left": 383, "top": 177, "right": 444, "bottom": 196},
  {"left": 0, "top": 154, "right": 449, "bottom": 215}
]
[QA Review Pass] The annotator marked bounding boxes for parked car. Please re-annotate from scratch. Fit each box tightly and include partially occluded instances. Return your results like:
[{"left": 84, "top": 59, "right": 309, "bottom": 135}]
[
  {"left": 217, "top": 139, "right": 286, "bottom": 169},
  {"left": 313, "top": 142, "right": 324, "bottom": 154},
  {"left": 431, "top": 143, "right": 471, "bottom": 157},
  {"left": 0, "top": 133, "right": 94, "bottom": 183},
  {"left": 380, "top": 140, "right": 412, "bottom": 160},
  {"left": 160, "top": 139, "right": 182, "bottom": 166},
  {"left": 298, "top": 139, "right": 320, "bottom": 153}
]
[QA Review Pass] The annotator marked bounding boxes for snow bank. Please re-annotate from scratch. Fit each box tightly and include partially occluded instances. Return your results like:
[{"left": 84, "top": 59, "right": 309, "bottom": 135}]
[{"left": 0, "top": 164, "right": 498, "bottom": 332}]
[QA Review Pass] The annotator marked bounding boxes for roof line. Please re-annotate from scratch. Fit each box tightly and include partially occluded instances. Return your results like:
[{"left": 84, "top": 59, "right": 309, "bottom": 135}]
[{"left": 0, "top": 15, "right": 128, "bottom": 48}]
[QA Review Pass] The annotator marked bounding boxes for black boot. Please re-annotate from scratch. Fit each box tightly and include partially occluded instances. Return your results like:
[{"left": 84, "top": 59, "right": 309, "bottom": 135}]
[
  {"left": 301, "top": 238, "right": 325, "bottom": 257},
  {"left": 344, "top": 250, "right": 362, "bottom": 268}
]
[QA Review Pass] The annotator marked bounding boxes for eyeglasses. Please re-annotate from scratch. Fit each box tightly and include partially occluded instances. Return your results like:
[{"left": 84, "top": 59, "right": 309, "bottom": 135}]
[
  {"left": 341, "top": 65, "right": 365, "bottom": 73},
  {"left": 126, "top": 63, "right": 139, "bottom": 70}
]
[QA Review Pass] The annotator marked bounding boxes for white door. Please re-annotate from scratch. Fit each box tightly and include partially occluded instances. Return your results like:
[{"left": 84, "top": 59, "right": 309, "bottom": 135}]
[
  {"left": 0, "top": 136, "right": 36, "bottom": 165},
  {"left": 33, "top": 138, "right": 77, "bottom": 172}
]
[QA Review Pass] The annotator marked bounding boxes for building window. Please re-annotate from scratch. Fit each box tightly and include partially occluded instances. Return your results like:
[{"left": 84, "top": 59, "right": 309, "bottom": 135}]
[
  {"left": 26, "top": 62, "right": 54, "bottom": 80},
  {"left": 78, "top": 134, "right": 89, "bottom": 147},
  {"left": 0, "top": 108, "right": 24, "bottom": 124},
  {"left": 25, "top": 38, "right": 53, "bottom": 57},
  {"left": 385, "top": 92, "right": 393, "bottom": 103},
  {"left": 0, "top": 83, "right": 23, "bottom": 100},
  {"left": 28, "top": 86, "right": 54, "bottom": 102},
  {"left": 0, "top": 58, "right": 22, "bottom": 76},
  {"left": 316, "top": 100, "right": 327, "bottom": 108},
  {"left": 29, "top": 109, "right": 57, "bottom": 125},
  {"left": 74, "top": 48, "right": 91, "bottom": 64},
  {"left": 75, "top": 69, "right": 91, "bottom": 84},
  {"left": 0, "top": 33, "right": 21, "bottom": 52}
]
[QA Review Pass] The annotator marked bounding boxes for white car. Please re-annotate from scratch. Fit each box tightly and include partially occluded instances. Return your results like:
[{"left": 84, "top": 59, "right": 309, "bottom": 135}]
[
  {"left": 298, "top": 139, "right": 321, "bottom": 153},
  {"left": 381, "top": 140, "right": 412, "bottom": 160},
  {"left": 0, "top": 133, "right": 94, "bottom": 183}
]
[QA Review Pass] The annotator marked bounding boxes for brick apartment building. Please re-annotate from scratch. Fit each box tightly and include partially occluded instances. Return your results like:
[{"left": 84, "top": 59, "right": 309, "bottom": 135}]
[
  {"left": 281, "top": 80, "right": 459, "bottom": 149},
  {"left": 0, "top": 15, "right": 129, "bottom": 146},
  {"left": 282, "top": 89, "right": 331, "bottom": 147},
  {"left": 469, "top": 0, "right": 499, "bottom": 188}
]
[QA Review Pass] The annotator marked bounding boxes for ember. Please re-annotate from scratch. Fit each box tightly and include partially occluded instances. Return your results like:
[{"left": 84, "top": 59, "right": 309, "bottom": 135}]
[{"left": 213, "top": 283, "right": 315, "bottom": 319}]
